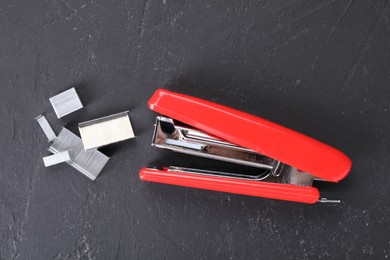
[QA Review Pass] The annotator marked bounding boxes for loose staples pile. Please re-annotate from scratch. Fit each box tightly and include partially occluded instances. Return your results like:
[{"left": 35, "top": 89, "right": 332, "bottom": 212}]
[{"left": 36, "top": 87, "right": 135, "bottom": 181}]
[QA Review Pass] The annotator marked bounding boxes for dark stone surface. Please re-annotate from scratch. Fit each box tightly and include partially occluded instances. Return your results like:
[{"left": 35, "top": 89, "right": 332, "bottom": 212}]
[{"left": 1, "top": 0, "right": 389, "bottom": 259}]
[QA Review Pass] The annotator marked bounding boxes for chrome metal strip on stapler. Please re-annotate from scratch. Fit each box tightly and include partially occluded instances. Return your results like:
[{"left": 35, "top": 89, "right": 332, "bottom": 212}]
[{"left": 152, "top": 116, "right": 317, "bottom": 187}]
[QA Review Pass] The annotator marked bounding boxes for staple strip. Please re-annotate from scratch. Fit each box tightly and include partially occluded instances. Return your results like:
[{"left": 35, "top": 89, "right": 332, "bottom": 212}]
[
  {"left": 35, "top": 115, "right": 56, "bottom": 142},
  {"left": 165, "top": 139, "right": 204, "bottom": 151},
  {"left": 49, "top": 88, "right": 83, "bottom": 118},
  {"left": 49, "top": 128, "right": 109, "bottom": 180},
  {"left": 78, "top": 111, "right": 135, "bottom": 150},
  {"left": 43, "top": 151, "right": 71, "bottom": 167}
]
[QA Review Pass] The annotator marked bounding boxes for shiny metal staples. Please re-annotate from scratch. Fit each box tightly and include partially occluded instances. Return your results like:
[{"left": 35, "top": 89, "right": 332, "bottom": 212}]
[
  {"left": 78, "top": 111, "right": 135, "bottom": 150},
  {"left": 43, "top": 151, "right": 71, "bottom": 167},
  {"left": 35, "top": 115, "right": 56, "bottom": 142},
  {"left": 49, "top": 128, "right": 109, "bottom": 180},
  {"left": 49, "top": 88, "right": 83, "bottom": 118}
]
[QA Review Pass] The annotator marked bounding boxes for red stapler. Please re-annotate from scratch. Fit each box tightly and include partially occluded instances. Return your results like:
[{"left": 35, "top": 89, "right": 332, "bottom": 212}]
[{"left": 139, "top": 89, "right": 352, "bottom": 204}]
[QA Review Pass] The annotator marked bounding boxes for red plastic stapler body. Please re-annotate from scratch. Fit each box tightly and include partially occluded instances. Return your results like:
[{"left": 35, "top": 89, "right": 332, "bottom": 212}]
[{"left": 140, "top": 89, "right": 352, "bottom": 204}]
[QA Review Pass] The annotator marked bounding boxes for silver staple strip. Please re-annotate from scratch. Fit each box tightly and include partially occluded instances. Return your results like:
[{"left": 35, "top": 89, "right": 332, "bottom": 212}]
[
  {"left": 49, "top": 88, "right": 83, "bottom": 118},
  {"left": 43, "top": 151, "right": 71, "bottom": 167},
  {"left": 35, "top": 115, "right": 56, "bottom": 142},
  {"left": 78, "top": 111, "right": 135, "bottom": 150},
  {"left": 164, "top": 139, "right": 205, "bottom": 151},
  {"left": 49, "top": 128, "right": 109, "bottom": 180}
]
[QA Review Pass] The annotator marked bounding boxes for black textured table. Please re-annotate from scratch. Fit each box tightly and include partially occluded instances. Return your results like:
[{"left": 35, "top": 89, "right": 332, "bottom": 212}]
[{"left": 1, "top": 1, "right": 389, "bottom": 259}]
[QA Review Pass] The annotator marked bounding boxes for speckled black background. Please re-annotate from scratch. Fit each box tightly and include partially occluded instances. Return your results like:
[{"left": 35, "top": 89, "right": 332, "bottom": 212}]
[{"left": 1, "top": 0, "right": 389, "bottom": 259}]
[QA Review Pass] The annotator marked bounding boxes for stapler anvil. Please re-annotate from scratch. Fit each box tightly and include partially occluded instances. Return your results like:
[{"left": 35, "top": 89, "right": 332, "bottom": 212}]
[{"left": 140, "top": 89, "right": 352, "bottom": 204}]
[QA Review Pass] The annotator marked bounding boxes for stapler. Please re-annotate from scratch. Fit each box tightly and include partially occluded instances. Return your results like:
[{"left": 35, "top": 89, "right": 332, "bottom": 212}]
[{"left": 140, "top": 89, "right": 352, "bottom": 204}]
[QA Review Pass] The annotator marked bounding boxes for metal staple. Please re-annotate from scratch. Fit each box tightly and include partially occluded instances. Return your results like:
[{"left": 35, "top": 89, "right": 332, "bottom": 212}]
[{"left": 49, "top": 128, "right": 109, "bottom": 180}]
